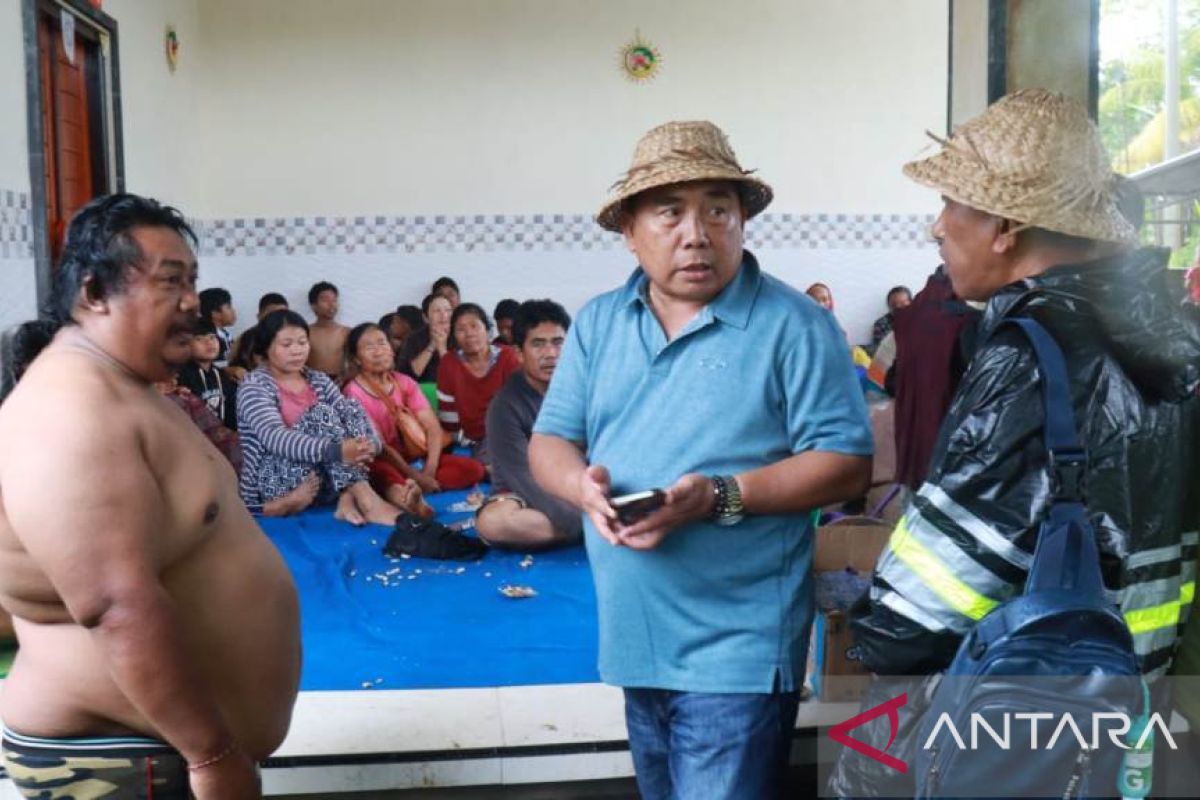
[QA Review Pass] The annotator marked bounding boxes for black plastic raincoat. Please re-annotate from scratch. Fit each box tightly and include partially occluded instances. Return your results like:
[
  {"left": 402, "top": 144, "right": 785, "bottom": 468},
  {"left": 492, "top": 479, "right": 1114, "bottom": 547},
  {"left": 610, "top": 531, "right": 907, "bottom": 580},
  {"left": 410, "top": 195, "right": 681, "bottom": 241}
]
[{"left": 828, "top": 247, "right": 1200, "bottom": 797}]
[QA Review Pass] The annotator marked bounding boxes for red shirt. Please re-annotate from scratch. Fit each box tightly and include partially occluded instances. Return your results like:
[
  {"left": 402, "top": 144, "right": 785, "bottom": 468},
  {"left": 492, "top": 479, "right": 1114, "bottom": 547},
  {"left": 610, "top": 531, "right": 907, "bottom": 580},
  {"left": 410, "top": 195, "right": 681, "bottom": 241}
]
[{"left": 435, "top": 345, "right": 520, "bottom": 442}]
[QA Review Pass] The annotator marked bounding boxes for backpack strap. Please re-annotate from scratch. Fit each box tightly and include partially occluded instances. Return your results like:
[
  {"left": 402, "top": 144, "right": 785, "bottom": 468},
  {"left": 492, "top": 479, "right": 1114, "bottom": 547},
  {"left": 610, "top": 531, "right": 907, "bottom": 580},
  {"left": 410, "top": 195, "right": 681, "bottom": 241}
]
[
  {"left": 994, "top": 317, "right": 1105, "bottom": 598},
  {"left": 999, "top": 317, "right": 1086, "bottom": 502}
]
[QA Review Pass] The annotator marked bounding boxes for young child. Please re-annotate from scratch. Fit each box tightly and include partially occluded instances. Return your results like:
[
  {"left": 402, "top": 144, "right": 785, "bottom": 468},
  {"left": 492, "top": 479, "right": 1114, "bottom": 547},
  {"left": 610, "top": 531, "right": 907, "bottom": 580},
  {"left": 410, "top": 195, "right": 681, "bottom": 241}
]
[
  {"left": 178, "top": 319, "right": 239, "bottom": 431},
  {"left": 199, "top": 287, "right": 238, "bottom": 367}
]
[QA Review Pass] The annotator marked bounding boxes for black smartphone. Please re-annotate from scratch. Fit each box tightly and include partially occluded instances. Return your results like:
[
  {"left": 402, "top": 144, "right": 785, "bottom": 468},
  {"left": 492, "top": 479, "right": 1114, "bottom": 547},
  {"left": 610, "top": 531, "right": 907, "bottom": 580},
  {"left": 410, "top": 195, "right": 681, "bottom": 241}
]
[{"left": 610, "top": 489, "right": 666, "bottom": 525}]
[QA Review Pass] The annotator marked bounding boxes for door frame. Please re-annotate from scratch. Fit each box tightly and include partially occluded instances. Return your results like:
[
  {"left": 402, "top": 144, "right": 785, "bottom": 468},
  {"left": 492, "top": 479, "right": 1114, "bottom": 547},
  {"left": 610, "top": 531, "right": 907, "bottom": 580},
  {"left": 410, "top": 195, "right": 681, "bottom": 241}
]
[{"left": 21, "top": 0, "right": 124, "bottom": 315}]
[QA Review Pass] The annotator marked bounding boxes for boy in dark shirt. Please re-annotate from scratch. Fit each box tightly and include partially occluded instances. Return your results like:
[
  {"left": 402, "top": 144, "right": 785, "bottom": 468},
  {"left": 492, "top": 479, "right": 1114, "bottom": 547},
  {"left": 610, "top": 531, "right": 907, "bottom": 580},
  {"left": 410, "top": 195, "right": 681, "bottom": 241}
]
[
  {"left": 177, "top": 319, "right": 239, "bottom": 431},
  {"left": 198, "top": 287, "right": 237, "bottom": 367}
]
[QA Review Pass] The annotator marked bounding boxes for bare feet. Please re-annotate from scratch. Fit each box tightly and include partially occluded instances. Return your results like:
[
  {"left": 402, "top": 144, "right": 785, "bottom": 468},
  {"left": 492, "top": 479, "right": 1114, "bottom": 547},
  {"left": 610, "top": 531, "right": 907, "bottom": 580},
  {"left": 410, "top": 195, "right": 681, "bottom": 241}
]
[
  {"left": 384, "top": 479, "right": 434, "bottom": 518},
  {"left": 384, "top": 481, "right": 418, "bottom": 511},
  {"left": 350, "top": 481, "right": 405, "bottom": 526},
  {"left": 334, "top": 489, "right": 367, "bottom": 526}
]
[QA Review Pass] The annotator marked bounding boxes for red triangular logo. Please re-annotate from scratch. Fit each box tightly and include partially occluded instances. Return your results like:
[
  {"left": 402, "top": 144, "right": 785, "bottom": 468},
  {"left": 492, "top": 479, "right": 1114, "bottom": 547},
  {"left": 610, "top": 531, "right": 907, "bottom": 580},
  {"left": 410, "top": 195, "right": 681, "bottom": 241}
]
[{"left": 828, "top": 692, "right": 908, "bottom": 773}]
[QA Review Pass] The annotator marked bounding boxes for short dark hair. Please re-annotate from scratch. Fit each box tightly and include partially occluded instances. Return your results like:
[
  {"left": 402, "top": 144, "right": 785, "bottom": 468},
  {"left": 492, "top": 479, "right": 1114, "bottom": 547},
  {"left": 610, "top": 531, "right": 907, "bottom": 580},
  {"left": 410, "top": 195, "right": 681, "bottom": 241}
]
[
  {"left": 432, "top": 276, "right": 460, "bottom": 295},
  {"left": 346, "top": 322, "right": 385, "bottom": 364},
  {"left": 493, "top": 299, "right": 520, "bottom": 323},
  {"left": 1019, "top": 226, "right": 1097, "bottom": 251},
  {"left": 194, "top": 317, "right": 218, "bottom": 337},
  {"left": 258, "top": 292, "right": 288, "bottom": 313},
  {"left": 6, "top": 194, "right": 197, "bottom": 394},
  {"left": 449, "top": 302, "right": 490, "bottom": 349},
  {"left": 396, "top": 304, "right": 424, "bottom": 330},
  {"left": 199, "top": 288, "right": 232, "bottom": 321},
  {"left": 1, "top": 320, "right": 58, "bottom": 403},
  {"left": 308, "top": 281, "right": 338, "bottom": 306},
  {"left": 378, "top": 312, "right": 398, "bottom": 330},
  {"left": 230, "top": 324, "right": 259, "bottom": 370},
  {"left": 254, "top": 309, "right": 311, "bottom": 358},
  {"left": 512, "top": 300, "right": 571, "bottom": 348},
  {"left": 48, "top": 193, "right": 197, "bottom": 326},
  {"left": 421, "top": 293, "right": 449, "bottom": 315},
  {"left": 886, "top": 286, "right": 911, "bottom": 302}
]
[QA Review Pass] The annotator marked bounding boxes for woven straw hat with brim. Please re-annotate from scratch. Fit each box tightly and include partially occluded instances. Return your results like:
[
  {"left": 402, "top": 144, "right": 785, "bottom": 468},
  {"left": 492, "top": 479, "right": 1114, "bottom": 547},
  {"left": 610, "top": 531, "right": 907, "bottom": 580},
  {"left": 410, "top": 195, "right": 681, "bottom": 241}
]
[
  {"left": 596, "top": 120, "right": 773, "bottom": 233},
  {"left": 903, "top": 89, "right": 1136, "bottom": 244}
]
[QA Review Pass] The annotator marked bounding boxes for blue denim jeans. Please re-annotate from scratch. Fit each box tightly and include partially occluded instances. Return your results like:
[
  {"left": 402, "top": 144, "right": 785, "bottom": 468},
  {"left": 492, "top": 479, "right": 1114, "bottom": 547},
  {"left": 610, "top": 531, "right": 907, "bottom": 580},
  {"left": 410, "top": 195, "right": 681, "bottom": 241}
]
[{"left": 623, "top": 688, "right": 800, "bottom": 800}]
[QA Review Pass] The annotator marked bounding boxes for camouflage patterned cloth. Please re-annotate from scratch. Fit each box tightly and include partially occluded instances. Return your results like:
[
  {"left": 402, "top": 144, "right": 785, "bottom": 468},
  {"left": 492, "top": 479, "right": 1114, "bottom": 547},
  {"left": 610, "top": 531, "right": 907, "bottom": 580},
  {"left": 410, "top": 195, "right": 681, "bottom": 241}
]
[{"left": 3, "top": 728, "right": 189, "bottom": 799}]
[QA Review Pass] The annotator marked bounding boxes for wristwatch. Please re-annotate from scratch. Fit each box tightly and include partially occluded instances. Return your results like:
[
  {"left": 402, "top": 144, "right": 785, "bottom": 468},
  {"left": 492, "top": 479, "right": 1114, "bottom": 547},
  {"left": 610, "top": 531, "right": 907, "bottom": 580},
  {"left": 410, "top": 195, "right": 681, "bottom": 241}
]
[{"left": 709, "top": 475, "right": 745, "bottom": 526}]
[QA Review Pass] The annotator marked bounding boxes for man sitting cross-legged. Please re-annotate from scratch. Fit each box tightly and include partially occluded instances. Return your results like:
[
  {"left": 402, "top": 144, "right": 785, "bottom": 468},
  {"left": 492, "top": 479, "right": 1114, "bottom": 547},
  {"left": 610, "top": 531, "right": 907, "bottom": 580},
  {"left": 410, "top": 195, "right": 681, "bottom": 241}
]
[{"left": 476, "top": 300, "right": 582, "bottom": 550}]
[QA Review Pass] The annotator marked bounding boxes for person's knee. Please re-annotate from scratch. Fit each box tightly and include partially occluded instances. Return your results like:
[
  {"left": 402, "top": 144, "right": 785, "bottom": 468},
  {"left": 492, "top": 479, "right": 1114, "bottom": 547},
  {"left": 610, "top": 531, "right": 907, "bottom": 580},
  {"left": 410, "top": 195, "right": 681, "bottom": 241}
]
[
  {"left": 476, "top": 502, "right": 518, "bottom": 544},
  {"left": 477, "top": 503, "right": 567, "bottom": 549}
]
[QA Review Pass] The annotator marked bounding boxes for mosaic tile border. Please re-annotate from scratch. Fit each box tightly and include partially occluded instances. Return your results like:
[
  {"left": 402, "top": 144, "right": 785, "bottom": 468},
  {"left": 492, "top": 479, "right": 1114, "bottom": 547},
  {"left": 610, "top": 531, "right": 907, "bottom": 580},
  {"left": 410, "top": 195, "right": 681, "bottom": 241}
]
[
  {"left": 0, "top": 200, "right": 934, "bottom": 260},
  {"left": 193, "top": 212, "right": 935, "bottom": 258},
  {"left": 0, "top": 190, "right": 33, "bottom": 260}
]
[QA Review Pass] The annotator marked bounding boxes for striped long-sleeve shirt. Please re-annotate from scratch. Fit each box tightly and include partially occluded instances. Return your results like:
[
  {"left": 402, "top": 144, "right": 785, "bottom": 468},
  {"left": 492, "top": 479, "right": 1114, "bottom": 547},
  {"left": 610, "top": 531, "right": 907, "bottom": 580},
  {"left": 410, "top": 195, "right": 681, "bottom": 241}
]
[{"left": 236, "top": 366, "right": 377, "bottom": 512}]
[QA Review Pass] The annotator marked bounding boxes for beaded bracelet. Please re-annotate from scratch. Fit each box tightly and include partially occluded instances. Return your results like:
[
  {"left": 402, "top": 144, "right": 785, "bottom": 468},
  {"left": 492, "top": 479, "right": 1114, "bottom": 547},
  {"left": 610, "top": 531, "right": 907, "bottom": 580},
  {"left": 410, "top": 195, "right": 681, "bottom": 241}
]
[{"left": 187, "top": 742, "right": 237, "bottom": 772}]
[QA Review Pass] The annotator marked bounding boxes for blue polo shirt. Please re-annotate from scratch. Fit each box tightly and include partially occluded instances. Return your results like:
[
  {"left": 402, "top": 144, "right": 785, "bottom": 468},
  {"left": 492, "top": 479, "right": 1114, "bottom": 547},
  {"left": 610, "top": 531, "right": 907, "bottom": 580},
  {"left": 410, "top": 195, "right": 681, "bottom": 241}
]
[{"left": 534, "top": 251, "right": 873, "bottom": 693}]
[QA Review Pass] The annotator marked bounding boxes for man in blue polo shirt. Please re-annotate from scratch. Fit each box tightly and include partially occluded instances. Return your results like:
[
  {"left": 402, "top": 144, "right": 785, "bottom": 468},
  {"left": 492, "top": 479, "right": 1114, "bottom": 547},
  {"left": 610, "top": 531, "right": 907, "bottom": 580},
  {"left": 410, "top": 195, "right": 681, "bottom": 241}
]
[{"left": 529, "top": 120, "right": 873, "bottom": 799}]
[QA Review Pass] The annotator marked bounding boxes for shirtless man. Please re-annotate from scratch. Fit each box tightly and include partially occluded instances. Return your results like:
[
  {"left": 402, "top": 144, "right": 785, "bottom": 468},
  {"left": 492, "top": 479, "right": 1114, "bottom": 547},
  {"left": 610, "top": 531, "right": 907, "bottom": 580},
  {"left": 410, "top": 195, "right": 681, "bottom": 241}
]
[
  {"left": 306, "top": 280, "right": 350, "bottom": 377},
  {"left": 0, "top": 194, "right": 301, "bottom": 799}
]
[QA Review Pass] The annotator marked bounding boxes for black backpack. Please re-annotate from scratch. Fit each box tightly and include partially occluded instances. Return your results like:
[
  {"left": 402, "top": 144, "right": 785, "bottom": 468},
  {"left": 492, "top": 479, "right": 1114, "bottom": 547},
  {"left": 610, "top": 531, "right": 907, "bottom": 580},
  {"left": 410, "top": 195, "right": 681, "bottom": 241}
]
[{"left": 913, "top": 318, "right": 1149, "bottom": 800}]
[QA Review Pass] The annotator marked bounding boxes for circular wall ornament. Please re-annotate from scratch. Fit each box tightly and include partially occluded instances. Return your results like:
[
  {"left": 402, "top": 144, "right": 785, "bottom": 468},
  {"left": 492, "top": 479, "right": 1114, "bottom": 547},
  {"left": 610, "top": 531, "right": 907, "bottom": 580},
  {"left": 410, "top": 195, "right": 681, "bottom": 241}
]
[
  {"left": 619, "top": 30, "right": 661, "bottom": 83},
  {"left": 165, "top": 25, "right": 180, "bottom": 73}
]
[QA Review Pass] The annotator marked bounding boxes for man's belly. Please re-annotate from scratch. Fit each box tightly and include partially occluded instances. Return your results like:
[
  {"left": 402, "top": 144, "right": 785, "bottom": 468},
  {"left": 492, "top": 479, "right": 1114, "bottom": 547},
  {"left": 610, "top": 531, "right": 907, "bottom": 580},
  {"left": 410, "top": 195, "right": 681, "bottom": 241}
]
[{"left": 2, "top": 548, "right": 300, "bottom": 760}]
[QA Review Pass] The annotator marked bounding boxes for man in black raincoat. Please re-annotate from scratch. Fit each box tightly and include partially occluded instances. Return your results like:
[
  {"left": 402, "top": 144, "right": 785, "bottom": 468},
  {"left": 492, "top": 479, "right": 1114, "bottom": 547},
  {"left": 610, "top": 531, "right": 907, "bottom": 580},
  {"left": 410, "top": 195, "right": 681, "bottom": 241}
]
[{"left": 829, "top": 89, "right": 1200, "bottom": 797}]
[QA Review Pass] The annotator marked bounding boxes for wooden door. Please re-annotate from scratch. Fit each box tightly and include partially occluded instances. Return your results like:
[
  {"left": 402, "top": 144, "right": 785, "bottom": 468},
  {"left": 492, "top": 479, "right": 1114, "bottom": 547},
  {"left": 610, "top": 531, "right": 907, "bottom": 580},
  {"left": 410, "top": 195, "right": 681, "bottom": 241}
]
[{"left": 36, "top": 6, "right": 104, "bottom": 264}]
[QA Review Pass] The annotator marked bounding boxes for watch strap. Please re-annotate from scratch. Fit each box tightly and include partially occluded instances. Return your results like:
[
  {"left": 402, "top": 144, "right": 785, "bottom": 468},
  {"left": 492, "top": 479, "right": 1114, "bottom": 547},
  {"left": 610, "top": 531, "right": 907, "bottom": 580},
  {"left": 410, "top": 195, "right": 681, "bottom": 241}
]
[{"left": 710, "top": 474, "right": 745, "bottom": 523}]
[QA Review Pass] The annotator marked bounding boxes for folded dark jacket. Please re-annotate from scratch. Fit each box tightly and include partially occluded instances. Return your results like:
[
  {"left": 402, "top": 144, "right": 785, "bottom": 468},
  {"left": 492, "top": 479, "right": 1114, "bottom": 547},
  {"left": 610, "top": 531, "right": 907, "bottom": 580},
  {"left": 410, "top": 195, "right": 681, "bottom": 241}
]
[{"left": 384, "top": 513, "right": 488, "bottom": 561}]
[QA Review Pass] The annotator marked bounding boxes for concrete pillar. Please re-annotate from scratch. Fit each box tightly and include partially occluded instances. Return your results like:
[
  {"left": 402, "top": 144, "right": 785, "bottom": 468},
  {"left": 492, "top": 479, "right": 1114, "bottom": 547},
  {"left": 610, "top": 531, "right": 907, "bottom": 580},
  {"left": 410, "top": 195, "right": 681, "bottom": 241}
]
[
  {"left": 1005, "top": 0, "right": 1098, "bottom": 111},
  {"left": 948, "top": 0, "right": 1098, "bottom": 131},
  {"left": 949, "top": 0, "right": 990, "bottom": 129}
]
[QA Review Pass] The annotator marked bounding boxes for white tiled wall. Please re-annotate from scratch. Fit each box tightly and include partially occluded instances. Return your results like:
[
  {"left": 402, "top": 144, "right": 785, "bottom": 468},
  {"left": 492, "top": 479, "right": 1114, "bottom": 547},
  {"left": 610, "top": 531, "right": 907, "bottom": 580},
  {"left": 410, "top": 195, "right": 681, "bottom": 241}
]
[
  {"left": 0, "top": 190, "right": 35, "bottom": 332},
  {"left": 0, "top": 190, "right": 940, "bottom": 344},
  {"left": 194, "top": 210, "right": 939, "bottom": 345},
  {"left": 0, "top": 191, "right": 31, "bottom": 261}
]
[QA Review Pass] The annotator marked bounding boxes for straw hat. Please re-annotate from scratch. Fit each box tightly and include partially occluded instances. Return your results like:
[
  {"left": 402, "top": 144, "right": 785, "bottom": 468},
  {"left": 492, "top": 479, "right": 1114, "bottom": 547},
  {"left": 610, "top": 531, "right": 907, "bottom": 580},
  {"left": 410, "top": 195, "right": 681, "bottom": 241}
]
[
  {"left": 903, "top": 89, "right": 1136, "bottom": 243},
  {"left": 596, "top": 121, "right": 773, "bottom": 232}
]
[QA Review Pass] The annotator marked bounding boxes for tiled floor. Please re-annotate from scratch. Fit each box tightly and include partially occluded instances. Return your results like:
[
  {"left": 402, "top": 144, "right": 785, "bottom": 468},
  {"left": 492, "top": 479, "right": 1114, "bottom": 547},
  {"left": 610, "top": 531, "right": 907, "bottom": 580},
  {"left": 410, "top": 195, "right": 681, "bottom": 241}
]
[
  {"left": 273, "top": 764, "right": 826, "bottom": 798},
  {"left": 275, "top": 778, "right": 640, "bottom": 799},
  {"left": 262, "top": 684, "right": 854, "bottom": 795}
]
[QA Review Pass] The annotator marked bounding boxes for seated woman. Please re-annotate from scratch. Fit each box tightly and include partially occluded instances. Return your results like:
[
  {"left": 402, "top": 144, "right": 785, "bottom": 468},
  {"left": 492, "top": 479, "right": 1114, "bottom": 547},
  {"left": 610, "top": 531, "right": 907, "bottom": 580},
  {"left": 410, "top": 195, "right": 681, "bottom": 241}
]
[
  {"left": 398, "top": 294, "right": 452, "bottom": 382},
  {"left": 805, "top": 281, "right": 835, "bottom": 311},
  {"left": 806, "top": 281, "right": 851, "bottom": 342},
  {"left": 343, "top": 322, "right": 487, "bottom": 497},
  {"left": 236, "top": 309, "right": 423, "bottom": 523},
  {"left": 436, "top": 303, "right": 520, "bottom": 465}
]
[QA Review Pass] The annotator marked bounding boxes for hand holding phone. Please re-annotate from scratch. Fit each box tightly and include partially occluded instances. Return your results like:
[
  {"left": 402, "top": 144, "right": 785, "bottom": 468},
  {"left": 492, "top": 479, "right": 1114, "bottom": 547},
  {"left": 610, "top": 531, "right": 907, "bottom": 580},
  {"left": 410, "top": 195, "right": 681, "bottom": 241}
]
[{"left": 610, "top": 489, "right": 666, "bottom": 526}]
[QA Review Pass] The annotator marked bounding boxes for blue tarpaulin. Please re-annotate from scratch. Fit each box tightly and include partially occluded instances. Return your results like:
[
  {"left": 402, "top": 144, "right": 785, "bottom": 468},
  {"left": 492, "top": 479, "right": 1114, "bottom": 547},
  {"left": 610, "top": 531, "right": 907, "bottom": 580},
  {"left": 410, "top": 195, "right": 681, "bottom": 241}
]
[{"left": 258, "top": 489, "right": 600, "bottom": 691}]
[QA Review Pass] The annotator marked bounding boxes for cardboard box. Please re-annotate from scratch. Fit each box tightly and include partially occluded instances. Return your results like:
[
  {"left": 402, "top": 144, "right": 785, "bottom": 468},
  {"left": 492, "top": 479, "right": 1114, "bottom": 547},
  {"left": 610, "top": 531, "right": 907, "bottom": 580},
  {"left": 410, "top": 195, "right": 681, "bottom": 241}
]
[
  {"left": 814, "top": 517, "right": 891, "bottom": 573},
  {"left": 809, "top": 517, "right": 891, "bottom": 703}
]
